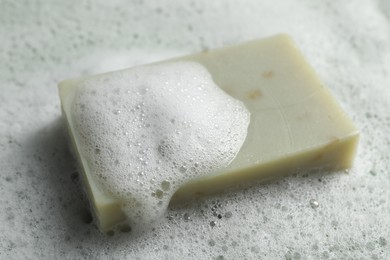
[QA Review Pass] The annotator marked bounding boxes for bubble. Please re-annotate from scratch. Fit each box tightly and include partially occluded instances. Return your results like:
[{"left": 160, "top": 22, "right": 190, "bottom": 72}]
[
  {"left": 161, "top": 181, "right": 170, "bottom": 191},
  {"left": 183, "top": 213, "right": 191, "bottom": 221},
  {"left": 155, "top": 190, "right": 163, "bottom": 199},
  {"left": 309, "top": 199, "right": 319, "bottom": 209},
  {"left": 224, "top": 212, "right": 233, "bottom": 218},
  {"left": 379, "top": 237, "right": 387, "bottom": 246},
  {"left": 251, "top": 246, "right": 260, "bottom": 253},
  {"left": 331, "top": 220, "right": 338, "bottom": 229}
]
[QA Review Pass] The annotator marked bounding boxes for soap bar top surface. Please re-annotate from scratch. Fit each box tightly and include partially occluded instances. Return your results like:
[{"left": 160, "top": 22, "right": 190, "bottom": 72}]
[
  {"left": 69, "top": 61, "right": 250, "bottom": 228},
  {"left": 179, "top": 35, "right": 358, "bottom": 171}
]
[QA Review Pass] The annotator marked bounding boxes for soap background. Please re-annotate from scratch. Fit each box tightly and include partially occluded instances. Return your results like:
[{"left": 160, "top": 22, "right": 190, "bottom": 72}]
[{"left": 0, "top": 0, "right": 389, "bottom": 259}]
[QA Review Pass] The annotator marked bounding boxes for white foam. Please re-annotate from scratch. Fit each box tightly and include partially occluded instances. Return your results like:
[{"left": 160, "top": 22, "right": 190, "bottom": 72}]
[{"left": 71, "top": 61, "right": 250, "bottom": 229}]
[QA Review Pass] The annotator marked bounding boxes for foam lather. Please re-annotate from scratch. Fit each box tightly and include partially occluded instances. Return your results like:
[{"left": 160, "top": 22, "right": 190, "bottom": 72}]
[{"left": 70, "top": 61, "right": 250, "bottom": 229}]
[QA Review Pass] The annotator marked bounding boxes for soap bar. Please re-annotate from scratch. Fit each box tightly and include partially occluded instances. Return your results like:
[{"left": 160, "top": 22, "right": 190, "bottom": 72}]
[{"left": 59, "top": 34, "right": 359, "bottom": 232}]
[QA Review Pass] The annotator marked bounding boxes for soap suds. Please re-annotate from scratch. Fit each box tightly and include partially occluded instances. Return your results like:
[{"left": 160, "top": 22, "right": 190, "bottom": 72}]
[{"left": 71, "top": 61, "right": 250, "bottom": 229}]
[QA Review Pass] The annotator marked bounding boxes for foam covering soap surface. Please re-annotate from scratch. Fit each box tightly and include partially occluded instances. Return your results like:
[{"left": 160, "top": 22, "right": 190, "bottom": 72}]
[{"left": 71, "top": 61, "right": 250, "bottom": 229}]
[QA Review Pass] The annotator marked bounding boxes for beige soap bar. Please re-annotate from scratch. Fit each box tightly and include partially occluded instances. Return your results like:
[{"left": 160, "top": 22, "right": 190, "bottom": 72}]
[{"left": 59, "top": 34, "right": 359, "bottom": 232}]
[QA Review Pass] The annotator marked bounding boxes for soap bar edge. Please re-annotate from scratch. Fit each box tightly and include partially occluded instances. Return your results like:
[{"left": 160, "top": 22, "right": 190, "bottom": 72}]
[{"left": 59, "top": 83, "right": 127, "bottom": 232}]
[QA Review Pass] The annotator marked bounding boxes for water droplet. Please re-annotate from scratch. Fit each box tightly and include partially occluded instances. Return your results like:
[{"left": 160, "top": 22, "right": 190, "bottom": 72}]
[
  {"left": 310, "top": 199, "right": 319, "bottom": 209},
  {"left": 208, "top": 239, "right": 216, "bottom": 246},
  {"left": 183, "top": 213, "right": 191, "bottom": 221},
  {"left": 379, "top": 237, "right": 387, "bottom": 246},
  {"left": 161, "top": 180, "right": 170, "bottom": 191},
  {"left": 113, "top": 109, "right": 121, "bottom": 115},
  {"left": 155, "top": 190, "right": 163, "bottom": 199},
  {"left": 331, "top": 220, "right": 338, "bottom": 228},
  {"left": 225, "top": 212, "right": 233, "bottom": 218},
  {"left": 210, "top": 221, "right": 216, "bottom": 227},
  {"left": 179, "top": 165, "right": 187, "bottom": 173}
]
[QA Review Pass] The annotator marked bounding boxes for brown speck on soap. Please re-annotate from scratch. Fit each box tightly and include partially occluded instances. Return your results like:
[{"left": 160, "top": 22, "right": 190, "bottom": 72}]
[
  {"left": 248, "top": 89, "right": 262, "bottom": 100},
  {"left": 262, "top": 70, "right": 274, "bottom": 79}
]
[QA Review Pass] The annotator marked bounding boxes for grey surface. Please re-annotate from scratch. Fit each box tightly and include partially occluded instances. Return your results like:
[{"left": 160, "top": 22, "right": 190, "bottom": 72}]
[{"left": 1, "top": 0, "right": 389, "bottom": 259}]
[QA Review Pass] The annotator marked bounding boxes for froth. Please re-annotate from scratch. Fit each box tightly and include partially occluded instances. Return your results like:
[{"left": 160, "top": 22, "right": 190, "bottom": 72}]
[{"left": 71, "top": 61, "right": 250, "bottom": 230}]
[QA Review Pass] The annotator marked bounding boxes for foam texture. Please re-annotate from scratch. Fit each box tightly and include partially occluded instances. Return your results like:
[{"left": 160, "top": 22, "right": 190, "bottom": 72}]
[
  {"left": 1, "top": 1, "right": 389, "bottom": 259},
  {"left": 71, "top": 61, "right": 250, "bottom": 229}
]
